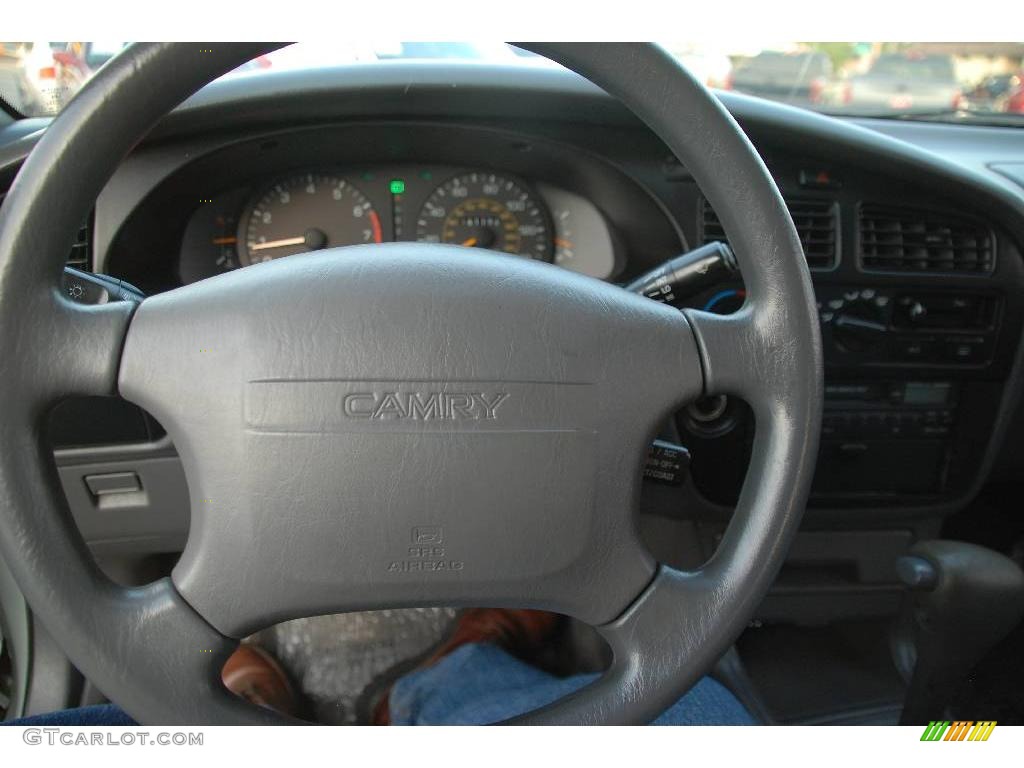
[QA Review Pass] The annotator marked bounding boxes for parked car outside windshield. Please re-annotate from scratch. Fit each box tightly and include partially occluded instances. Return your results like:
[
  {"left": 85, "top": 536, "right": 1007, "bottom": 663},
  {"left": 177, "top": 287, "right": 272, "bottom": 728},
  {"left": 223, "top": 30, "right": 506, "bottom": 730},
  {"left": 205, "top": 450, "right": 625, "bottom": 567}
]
[
  {"left": 727, "top": 50, "right": 833, "bottom": 106},
  {"left": 0, "top": 41, "right": 1023, "bottom": 125},
  {"left": 842, "top": 53, "right": 963, "bottom": 114}
]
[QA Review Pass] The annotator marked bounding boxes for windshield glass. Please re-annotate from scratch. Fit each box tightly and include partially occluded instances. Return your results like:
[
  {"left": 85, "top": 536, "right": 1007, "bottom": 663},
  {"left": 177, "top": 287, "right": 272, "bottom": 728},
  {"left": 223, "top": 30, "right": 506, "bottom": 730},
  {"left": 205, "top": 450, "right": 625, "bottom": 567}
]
[{"left": 1, "top": 41, "right": 1022, "bottom": 123}]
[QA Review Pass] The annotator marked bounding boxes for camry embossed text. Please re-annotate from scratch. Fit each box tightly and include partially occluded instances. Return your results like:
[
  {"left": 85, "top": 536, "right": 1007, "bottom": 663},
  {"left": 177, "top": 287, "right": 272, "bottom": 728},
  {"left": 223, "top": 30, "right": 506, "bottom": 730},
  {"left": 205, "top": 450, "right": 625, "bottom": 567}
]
[{"left": 342, "top": 392, "right": 510, "bottom": 420}]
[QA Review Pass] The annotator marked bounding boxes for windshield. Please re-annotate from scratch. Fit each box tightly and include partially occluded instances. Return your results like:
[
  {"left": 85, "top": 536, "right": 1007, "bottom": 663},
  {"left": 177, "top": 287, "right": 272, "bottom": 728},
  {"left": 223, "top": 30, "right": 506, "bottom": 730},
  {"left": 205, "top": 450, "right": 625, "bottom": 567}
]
[{"left": 1, "top": 41, "right": 1022, "bottom": 123}]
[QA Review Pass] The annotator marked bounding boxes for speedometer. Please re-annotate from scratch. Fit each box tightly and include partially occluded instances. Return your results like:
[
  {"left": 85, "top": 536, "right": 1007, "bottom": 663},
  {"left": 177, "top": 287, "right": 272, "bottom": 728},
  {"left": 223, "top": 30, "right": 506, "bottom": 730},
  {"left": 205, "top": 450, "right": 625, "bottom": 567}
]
[
  {"left": 415, "top": 172, "right": 552, "bottom": 261},
  {"left": 239, "top": 173, "right": 382, "bottom": 266}
]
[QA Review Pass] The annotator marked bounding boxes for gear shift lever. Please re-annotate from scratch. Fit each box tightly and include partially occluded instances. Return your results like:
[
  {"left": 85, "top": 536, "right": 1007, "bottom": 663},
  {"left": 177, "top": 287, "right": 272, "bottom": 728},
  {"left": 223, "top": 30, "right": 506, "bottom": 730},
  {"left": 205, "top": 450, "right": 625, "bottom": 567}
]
[{"left": 895, "top": 540, "right": 1024, "bottom": 724}]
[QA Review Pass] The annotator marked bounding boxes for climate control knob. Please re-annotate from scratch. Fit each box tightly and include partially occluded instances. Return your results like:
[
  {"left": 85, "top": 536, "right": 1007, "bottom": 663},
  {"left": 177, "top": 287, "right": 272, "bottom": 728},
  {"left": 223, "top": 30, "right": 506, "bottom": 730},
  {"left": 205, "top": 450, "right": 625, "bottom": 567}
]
[{"left": 821, "top": 290, "right": 892, "bottom": 354}]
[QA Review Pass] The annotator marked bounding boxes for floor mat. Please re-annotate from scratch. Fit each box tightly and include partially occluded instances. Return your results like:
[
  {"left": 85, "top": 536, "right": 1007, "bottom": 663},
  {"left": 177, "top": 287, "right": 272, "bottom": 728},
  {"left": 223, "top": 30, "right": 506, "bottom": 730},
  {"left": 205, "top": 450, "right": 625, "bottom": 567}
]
[
  {"left": 950, "top": 619, "right": 1024, "bottom": 724},
  {"left": 737, "top": 619, "right": 906, "bottom": 724},
  {"left": 252, "top": 608, "right": 458, "bottom": 724}
]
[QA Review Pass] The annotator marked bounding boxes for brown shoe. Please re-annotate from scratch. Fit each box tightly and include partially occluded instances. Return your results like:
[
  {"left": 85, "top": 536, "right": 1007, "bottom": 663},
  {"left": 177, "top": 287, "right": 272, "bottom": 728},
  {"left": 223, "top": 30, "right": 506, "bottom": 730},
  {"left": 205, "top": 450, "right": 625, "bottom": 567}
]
[
  {"left": 222, "top": 643, "right": 298, "bottom": 717},
  {"left": 370, "top": 608, "right": 559, "bottom": 725}
]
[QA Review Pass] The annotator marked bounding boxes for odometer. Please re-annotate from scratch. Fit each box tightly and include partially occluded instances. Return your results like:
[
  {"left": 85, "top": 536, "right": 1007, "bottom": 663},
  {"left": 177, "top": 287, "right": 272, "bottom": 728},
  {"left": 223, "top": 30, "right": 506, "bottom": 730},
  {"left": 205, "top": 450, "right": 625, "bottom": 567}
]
[
  {"left": 415, "top": 172, "right": 552, "bottom": 261},
  {"left": 239, "top": 173, "right": 381, "bottom": 266}
]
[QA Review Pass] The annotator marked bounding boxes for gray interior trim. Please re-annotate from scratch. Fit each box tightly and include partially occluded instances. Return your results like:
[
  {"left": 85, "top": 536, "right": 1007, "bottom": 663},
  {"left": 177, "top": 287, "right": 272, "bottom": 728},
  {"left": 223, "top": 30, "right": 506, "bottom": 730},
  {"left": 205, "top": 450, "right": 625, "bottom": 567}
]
[{"left": 0, "top": 554, "right": 30, "bottom": 719}]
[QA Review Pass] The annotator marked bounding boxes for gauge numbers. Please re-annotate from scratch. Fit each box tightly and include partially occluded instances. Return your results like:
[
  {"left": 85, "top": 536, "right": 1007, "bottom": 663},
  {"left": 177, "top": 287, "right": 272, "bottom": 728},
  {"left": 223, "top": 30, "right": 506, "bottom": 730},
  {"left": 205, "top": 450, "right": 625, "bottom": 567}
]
[
  {"left": 239, "top": 173, "right": 381, "bottom": 266},
  {"left": 415, "top": 172, "right": 552, "bottom": 261}
]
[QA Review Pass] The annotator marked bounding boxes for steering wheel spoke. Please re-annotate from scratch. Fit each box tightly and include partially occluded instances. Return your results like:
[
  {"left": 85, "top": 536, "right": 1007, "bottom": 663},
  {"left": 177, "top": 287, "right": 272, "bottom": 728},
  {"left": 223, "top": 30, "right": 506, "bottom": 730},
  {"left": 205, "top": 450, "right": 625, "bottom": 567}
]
[
  {"left": 509, "top": 566, "right": 729, "bottom": 725},
  {"left": 44, "top": 292, "right": 137, "bottom": 398},
  {"left": 79, "top": 579, "right": 291, "bottom": 725},
  {"left": 682, "top": 305, "right": 808, "bottom": 414}
]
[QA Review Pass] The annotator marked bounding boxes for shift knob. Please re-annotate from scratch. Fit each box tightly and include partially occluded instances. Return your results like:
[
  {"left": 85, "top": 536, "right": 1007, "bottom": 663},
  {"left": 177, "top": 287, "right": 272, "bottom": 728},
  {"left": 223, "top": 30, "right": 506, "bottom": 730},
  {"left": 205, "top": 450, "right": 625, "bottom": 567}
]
[{"left": 896, "top": 540, "right": 1024, "bottom": 724}]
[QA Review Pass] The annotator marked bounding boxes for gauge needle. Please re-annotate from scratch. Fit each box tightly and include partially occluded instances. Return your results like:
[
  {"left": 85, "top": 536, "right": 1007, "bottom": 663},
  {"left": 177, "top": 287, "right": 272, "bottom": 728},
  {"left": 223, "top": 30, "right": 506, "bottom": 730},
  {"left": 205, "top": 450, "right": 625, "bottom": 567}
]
[
  {"left": 249, "top": 236, "right": 307, "bottom": 252},
  {"left": 461, "top": 237, "right": 478, "bottom": 247}
]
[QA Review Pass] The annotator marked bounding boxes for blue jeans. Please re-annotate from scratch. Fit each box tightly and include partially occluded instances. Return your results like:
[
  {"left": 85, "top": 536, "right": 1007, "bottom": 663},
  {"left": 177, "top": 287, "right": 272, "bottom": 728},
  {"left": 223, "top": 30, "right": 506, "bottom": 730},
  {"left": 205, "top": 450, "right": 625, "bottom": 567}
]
[{"left": 4, "top": 642, "right": 754, "bottom": 726}]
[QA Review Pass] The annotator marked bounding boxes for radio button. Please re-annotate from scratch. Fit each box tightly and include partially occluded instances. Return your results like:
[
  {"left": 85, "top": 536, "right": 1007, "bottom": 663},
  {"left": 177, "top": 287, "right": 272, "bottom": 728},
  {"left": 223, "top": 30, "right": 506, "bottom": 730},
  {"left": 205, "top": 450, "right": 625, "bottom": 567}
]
[
  {"left": 943, "top": 338, "right": 989, "bottom": 364},
  {"left": 892, "top": 337, "right": 937, "bottom": 361}
]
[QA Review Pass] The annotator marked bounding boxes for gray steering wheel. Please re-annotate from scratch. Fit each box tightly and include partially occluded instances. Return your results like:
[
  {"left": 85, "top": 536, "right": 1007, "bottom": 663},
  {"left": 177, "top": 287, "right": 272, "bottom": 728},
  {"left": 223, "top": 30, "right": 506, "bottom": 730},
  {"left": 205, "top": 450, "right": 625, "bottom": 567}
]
[{"left": 0, "top": 43, "right": 821, "bottom": 724}]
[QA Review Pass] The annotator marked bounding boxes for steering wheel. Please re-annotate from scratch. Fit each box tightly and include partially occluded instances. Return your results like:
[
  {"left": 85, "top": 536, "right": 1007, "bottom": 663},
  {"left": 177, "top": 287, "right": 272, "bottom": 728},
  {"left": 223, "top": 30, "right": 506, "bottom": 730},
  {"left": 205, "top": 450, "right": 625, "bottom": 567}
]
[{"left": 0, "top": 43, "right": 821, "bottom": 724}]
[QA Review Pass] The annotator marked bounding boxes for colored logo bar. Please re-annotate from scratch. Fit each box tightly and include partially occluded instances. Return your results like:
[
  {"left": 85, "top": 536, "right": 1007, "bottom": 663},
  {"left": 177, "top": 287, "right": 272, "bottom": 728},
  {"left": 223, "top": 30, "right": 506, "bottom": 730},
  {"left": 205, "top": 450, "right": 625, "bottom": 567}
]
[{"left": 920, "top": 721, "right": 997, "bottom": 741}]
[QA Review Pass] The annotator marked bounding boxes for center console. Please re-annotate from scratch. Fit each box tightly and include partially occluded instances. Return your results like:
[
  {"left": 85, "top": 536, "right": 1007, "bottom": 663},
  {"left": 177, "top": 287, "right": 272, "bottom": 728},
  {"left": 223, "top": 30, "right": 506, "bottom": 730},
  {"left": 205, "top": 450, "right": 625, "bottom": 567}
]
[
  {"left": 813, "top": 285, "right": 1002, "bottom": 502},
  {"left": 680, "top": 282, "right": 1011, "bottom": 511}
]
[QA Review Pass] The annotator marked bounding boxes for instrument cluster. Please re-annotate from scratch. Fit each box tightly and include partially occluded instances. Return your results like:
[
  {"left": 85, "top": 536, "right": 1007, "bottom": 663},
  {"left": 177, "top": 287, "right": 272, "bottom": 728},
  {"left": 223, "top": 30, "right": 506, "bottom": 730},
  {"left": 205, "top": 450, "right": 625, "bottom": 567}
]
[{"left": 178, "top": 166, "right": 619, "bottom": 284}]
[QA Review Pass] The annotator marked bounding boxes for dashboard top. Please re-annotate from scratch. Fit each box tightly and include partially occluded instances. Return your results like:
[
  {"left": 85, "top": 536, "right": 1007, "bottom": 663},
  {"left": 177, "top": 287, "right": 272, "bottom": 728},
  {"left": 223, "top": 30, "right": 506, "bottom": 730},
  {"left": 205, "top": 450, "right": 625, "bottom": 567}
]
[
  {"left": 127, "top": 63, "right": 1024, "bottom": 212},
  {"left": 3, "top": 62, "right": 1024, "bottom": 214}
]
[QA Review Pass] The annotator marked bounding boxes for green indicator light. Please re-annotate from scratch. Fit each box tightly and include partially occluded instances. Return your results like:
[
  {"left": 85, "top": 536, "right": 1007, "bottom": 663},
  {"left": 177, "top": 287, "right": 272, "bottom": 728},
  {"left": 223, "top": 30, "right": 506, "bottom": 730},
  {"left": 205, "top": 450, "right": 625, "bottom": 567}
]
[
  {"left": 362, "top": 172, "right": 374, "bottom": 182},
  {"left": 389, "top": 179, "right": 406, "bottom": 195},
  {"left": 419, "top": 170, "right": 432, "bottom": 181}
]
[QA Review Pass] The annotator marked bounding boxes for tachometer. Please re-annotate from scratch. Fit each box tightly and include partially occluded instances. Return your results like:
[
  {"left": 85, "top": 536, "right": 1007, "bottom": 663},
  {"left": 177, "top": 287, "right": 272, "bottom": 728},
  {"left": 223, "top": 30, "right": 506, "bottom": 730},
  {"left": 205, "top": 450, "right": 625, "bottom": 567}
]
[
  {"left": 415, "top": 172, "right": 552, "bottom": 261},
  {"left": 239, "top": 173, "right": 382, "bottom": 265}
]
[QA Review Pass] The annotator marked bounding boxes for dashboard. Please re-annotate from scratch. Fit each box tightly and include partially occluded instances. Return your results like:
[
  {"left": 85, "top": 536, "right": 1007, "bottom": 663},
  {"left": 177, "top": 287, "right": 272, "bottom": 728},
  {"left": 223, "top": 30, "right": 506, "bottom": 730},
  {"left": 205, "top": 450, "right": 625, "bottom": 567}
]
[
  {"left": 99, "top": 119, "right": 683, "bottom": 297},
  {"left": 4, "top": 62, "right": 1024, "bottom": 623},
  {"left": 177, "top": 165, "right": 617, "bottom": 283}
]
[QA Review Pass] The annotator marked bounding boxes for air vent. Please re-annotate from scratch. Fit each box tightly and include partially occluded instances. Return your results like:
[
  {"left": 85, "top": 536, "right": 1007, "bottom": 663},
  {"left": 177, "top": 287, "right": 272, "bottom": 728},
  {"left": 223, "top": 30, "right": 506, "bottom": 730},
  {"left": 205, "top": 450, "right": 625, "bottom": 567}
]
[
  {"left": 0, "top": 193, "right": 92, "bottom": 271},
  {"left": 701, "top": 197, "right": 839, "bottom": 269},
  {"left": 859, "top": 205, "right": 994, "bottom": 274},
  {"left": 66, "top": 215, "right": 92, "bottom": 271}
]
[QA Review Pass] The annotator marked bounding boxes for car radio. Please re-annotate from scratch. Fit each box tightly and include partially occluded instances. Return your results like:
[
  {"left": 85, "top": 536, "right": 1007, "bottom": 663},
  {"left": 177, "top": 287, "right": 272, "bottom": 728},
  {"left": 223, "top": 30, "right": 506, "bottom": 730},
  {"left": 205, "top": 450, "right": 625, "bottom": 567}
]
[
  {"left": 822, "top": 381, "right": 957, "bottom": 441},
  {"left": 814, "top": 380, "right": 958, "bottom": 497}
]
